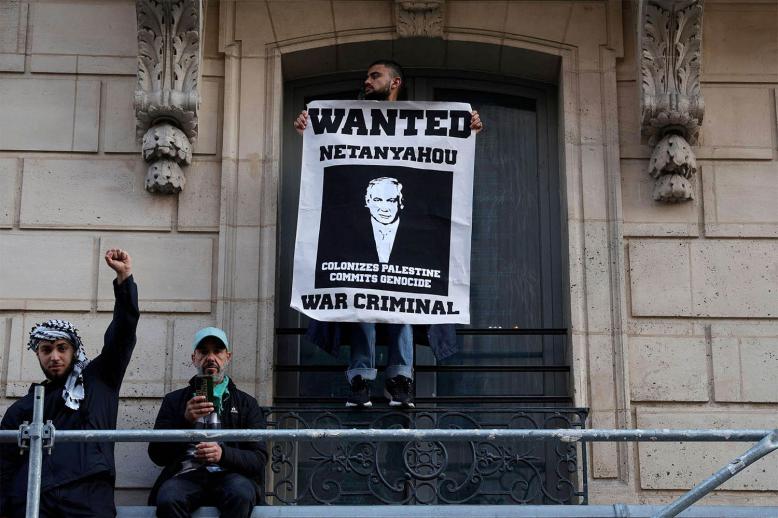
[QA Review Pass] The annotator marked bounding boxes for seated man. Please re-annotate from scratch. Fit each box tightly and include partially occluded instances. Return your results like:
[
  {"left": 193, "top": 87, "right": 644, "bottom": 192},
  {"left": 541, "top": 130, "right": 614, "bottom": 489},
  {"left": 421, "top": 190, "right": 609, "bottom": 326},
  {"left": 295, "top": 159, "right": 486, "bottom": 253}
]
[
  {"left": 0, "top": 249, "right": 137, "bottom": 518},
  {"left": 148, "top": 327, "right": 267, "bottom": 518}
]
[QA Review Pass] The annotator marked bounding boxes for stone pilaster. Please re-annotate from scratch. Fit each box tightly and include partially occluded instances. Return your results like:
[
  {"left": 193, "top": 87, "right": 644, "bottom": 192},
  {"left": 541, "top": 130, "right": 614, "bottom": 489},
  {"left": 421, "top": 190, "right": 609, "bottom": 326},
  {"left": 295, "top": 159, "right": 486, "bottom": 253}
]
[
  {"left": 135, "top": 0, "right": 203, "bottom": 194},
  {"left": 639, "top": 0, "right": 704, "bottom": 203},
  {"left": 395, "top": 0, "right": 445, "bottom": 38}
]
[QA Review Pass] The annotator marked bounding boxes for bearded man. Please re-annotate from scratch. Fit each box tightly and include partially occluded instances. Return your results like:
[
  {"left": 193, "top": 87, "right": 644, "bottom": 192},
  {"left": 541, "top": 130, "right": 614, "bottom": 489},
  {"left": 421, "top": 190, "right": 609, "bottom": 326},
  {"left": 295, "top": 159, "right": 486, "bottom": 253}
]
[
  {"left": 147, "top": 327, "right": 267, "bottom": 518},
  {"left": 0, "top": 249, "right": 137, "bottom": 518}
]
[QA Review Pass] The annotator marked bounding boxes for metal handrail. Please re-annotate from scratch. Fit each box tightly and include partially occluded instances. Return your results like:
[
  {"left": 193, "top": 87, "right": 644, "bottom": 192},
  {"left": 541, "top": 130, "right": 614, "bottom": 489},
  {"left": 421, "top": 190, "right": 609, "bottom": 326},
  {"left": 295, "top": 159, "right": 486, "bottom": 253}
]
[
  {"left": 1, "top": 428, "right": 772, "bottom": 443},
  {"left": 3, "top": 386, "right": 777, "bottom": 518}
]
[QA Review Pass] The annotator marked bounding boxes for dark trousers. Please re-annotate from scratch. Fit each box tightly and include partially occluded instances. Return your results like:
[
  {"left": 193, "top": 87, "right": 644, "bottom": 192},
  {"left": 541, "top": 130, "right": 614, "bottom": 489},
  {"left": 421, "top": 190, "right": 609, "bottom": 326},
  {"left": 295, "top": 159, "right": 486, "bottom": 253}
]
[
  {"left": 155, "top": 470, "right": 256, "bottom": 518},
  {"left": 9, "top": 474, "right": 115, "bottom": 518}
]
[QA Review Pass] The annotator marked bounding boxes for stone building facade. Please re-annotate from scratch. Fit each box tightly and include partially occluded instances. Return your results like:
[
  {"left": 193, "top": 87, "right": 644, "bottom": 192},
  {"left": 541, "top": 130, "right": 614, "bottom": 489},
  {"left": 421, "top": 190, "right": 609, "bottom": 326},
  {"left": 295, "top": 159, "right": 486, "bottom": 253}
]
[{"left": 1, "top": 0, "right": 777, "bottom": 507}]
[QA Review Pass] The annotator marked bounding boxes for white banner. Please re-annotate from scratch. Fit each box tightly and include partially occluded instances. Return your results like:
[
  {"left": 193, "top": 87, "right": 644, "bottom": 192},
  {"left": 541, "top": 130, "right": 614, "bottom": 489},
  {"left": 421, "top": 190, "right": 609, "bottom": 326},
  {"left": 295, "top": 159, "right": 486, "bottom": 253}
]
[{"left": 291, "top": 100, "right": 475, "bottom": 324}]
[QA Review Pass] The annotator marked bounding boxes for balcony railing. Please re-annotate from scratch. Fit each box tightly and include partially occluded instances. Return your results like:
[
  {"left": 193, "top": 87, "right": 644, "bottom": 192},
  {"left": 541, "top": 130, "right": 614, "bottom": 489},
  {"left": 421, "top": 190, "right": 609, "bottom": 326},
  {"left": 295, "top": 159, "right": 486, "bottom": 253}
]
[{"left": 264, "top": 406, "right": 588, "bottom": 505}]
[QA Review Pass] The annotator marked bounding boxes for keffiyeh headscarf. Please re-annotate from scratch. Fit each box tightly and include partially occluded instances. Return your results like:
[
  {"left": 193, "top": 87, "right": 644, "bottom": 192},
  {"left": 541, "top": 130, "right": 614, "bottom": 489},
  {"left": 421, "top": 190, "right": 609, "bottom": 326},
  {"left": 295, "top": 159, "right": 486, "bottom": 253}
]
[{"left": 28, "top": 319, "right": 90, "bottom": 410}]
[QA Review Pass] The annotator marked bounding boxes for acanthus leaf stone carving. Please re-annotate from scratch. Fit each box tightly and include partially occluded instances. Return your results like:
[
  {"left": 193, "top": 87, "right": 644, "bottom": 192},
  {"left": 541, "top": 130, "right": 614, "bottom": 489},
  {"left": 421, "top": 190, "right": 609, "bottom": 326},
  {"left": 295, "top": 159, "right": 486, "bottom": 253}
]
[
  {"left": 135, "top": 0, "right": 202, "bottom": 194},
  {"left": 639, "top": 0, "right": 704, "bottom": 203},
  {"left": 648, "top": 134, "right": 697, "bottom": 202},
  {"left": 396, "top": 0, "right": 445, "bottom": 38}
]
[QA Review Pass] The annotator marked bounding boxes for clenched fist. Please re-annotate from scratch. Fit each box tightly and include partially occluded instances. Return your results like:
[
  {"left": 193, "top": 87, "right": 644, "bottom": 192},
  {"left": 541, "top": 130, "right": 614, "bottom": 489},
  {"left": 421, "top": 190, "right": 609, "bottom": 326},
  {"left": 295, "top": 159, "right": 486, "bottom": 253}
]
[{"left": 105, "top": 249, "right": 132, "bottom": 284}]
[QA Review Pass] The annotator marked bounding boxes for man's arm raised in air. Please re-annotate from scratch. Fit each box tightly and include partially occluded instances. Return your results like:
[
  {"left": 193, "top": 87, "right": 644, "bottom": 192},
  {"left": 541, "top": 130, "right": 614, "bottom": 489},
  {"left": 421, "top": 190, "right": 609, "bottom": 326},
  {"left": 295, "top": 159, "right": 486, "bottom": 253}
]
[{"left": 92, "top": 249, "right": 140, "bottom": 389}]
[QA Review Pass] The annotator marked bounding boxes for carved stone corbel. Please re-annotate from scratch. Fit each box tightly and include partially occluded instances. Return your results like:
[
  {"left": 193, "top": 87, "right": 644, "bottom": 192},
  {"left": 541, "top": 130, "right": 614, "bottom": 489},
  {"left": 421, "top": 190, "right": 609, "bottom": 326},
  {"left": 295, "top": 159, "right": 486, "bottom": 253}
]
[
  {"left": 639, "top": 0, "right": 704, "bottom": 203},
  {"left": 135, "top": 0, "right": 203, "bottom": 194},
  {"left": 395, "top": 0, "right": 445, "bottom": 38}
]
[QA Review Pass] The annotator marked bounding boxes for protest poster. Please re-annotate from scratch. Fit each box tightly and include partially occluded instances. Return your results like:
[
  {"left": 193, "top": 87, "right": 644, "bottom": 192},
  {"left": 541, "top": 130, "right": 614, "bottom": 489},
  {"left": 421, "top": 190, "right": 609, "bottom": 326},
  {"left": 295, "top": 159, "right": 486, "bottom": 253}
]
[{"left": 291, "top": 100, "right": 475, "bottom": 324}]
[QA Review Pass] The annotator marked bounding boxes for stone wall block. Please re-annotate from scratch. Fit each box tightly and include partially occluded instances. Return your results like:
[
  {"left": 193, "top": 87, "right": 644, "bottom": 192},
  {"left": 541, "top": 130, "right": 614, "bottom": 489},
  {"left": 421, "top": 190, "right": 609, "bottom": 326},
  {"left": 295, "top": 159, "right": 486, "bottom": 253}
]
[
  {"left": 621, "top": 159, "right": 699, "bottom": 237},
  {"left": 637, "top": 409, "right": 778, "bottom": 490},
  {"left": 267, "top": 1, "right": 334, "bottom": 42},
  {"left": 237, "top": 57, "right": 268, "bottom": 160},
  {"left": 0, "top": 234, "right": 94, "bottom": 311},
  {"left": 563, "top": 1, "right": 607, "bottom": 49},
  {"left": 628, "top": 239, "right": 692, "bottom": 317},
  {"left": 19, "top": 159, "right": 174, "bottom": 230},
  {"left": 710, "top": 335, "right": 741, "bottom": 402},
  {"left": 628, "top": 336, "right": 708, "bottom": 401},
  {"left": 196, "top": 79, "right": 222, "bottom": 156},
  {"left": 0, "top": 78, "right": 100, "bottom": 152},
  {"left": 74, "top": 80, "right": 102, "bottom": 152},
  {"left": 0, "top": 54, "right": 24, "bottom": 72},
  {"left": 703, "top": 162, "right": 778, "bottom": 238},
  {"left": 235, "top": 2, "right": 275, "bottom": 57},
  {"left": 104, "top": 78, "right": 139, "bottom": 153},
  {"left": 0, "top": 159, "right": 18, "bottom": 228},
  {"left": 703, "top": 3, "right": 778, "bottom": 82},
  {"left": 446, "top": 1, "right": 506, "bottom": 33},
  {"left": 0, "top": 0, "right": 27, "bottom": 72},
  {"left": 236, "top": 158, "right": 263, "bottom": 226},
  {"left": 578, "top": 72, "right": 606, "bottom": 145},
  {"left": 178, "top": 160, "right": 221, "bottom": 231},
  {"left": 616, "top": 1, "right": 637, "bottom": 80},
  {"left": 4, "top": 316, "right": 26, "bottom": 396},
  {"left": 585, "top": 334, "right": 622, "bottom": 478},
  {"left": 234, "top": 1, "right": 277, "bottom": 56},
  {"left": 97, "top": 235, "right": 213, "bottom": 313},
  {"left": 617, "top": 82, "right": 641, "bottom": 149},
  {"left": 631, "top": 239, "right": 778, "bottom": 318},
  {"left": 626, "top": 318, "right": 695, "bottom": 337},
  {"left": 30, "top": 2, "right": 136, "bottom": 57},
  {"left": 580, "top": 145, "right": 608, "bottom": 220},
  {"left": 712, "top": 327, "right": 778, "bottom": 403},
  {"left": 503, "top": 2, "right": 570, "bottom": 42},
  {"left": 332, "top": 1, "right": 393, "bottom": 33},
  {"left": 691, "top": 241, "right": 778, "bottom": 318},
  {"left": 582, "top": 222, "right": 617, "bottom": 333},
  {"left": 79, "top": 56, "right": 137, "bottom": 75},
  {"left": 0, "top": 316, "right": 21, "bottom": 395},
  {"left": 115, "top": 400, "right": 162, "bottom": 488},
  {"left": 700, "top": 86, "right": 773, "bottom": 156},
  {"left": 233, "top": 226, "right": 260, "bottom": 301},
  {"left": 590, "top": 411, "right": 619, "bottom": 479},
  {"left": 259, "top": 224, "right": 278, "bottom": 301},
  {"left": 227, "top": 302, "right": 260, "bottom": 396},
  {"left": 120, "top": 318, "right": 169, "bottom": 398},
  {"left": 30, "top": 55, "right": 77, "bottom": 73}
]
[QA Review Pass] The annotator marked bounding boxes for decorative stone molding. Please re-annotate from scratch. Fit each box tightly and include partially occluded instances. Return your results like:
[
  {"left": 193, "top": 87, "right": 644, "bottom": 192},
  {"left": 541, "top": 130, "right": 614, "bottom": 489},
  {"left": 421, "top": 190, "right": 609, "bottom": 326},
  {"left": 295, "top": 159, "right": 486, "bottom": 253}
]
[
  {"left": 135, "top": 0, "right": 202, "bottom": 194},
  {"left": 639, "top": 0, "right": 704, "bottom": 203},
  {"left": 395, "top": 0, "right": 445, "bottom": 38}
]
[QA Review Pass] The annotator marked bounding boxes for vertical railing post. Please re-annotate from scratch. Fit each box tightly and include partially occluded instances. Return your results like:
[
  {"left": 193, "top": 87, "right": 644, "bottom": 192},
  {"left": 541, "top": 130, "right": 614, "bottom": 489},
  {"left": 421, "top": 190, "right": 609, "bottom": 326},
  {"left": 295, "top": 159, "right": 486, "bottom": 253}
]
[{"left": 24, "top": 385, "right": 45, "bottom": 518}]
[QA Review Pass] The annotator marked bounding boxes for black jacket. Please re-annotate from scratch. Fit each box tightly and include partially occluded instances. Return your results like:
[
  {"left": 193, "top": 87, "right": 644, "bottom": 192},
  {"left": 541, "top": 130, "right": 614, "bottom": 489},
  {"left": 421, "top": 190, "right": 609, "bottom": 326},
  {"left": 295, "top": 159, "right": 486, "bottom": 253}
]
[
  {"left": 0, "top": 276, "right": 139, "bottom": 515},
  {"left": 147, "top": 377, "right": 268, "bottom": 504}
]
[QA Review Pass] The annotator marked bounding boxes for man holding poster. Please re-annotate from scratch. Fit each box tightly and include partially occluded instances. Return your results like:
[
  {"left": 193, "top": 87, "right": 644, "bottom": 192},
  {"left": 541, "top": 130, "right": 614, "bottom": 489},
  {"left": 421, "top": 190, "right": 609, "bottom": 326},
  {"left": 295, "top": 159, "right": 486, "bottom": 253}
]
[{"left": 293, "top": 61, "right": 482, "bottom": 408}]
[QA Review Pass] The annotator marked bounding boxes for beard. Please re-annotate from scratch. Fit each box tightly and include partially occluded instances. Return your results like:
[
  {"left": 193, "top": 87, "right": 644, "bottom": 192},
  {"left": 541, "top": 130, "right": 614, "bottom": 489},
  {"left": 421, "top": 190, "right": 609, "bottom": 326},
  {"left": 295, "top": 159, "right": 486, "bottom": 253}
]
[
  {"left": 364, "top": 84, "right": 391, "bottom": 101},
  {"left": 197, "top": 362, "right": 228, "bottom": 382},
  {"left": 39, "top": 359, "right": 74, "bottom": 382}
]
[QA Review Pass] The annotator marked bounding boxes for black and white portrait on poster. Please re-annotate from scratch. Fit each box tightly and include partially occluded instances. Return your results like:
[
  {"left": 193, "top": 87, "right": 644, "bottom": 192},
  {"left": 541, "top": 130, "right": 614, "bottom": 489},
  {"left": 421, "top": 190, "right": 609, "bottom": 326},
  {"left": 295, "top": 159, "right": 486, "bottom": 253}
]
[{"left": 291, "top": 100, "right": 475, "bottom": 324}]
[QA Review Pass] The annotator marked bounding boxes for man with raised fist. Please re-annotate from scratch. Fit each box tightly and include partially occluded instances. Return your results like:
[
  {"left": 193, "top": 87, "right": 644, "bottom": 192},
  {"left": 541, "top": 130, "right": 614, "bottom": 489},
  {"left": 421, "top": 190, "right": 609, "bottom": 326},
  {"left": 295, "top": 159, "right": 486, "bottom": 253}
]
[{"left": 0, "top": 249, "right": 139, "bottom": 518}]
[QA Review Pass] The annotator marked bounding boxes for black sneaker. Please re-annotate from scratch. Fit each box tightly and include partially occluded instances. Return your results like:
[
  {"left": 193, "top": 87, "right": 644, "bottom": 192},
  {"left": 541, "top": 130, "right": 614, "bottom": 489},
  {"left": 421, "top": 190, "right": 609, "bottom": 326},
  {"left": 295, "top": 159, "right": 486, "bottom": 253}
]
[
  {"left": 384, "top": 375, "right": 415, "bottom": 408},
  {"left": 346, "top": 376, "right": 372, "bottom": 407}
]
